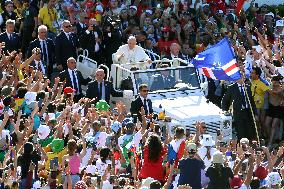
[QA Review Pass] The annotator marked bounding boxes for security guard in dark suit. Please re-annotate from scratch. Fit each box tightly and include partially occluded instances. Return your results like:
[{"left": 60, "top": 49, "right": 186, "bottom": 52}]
[
  {"left": 20, "top": 0, "right": 38, "bottom": 57},
  {"left": 0, "top": 1, "right": 18, "bottom": 32}
]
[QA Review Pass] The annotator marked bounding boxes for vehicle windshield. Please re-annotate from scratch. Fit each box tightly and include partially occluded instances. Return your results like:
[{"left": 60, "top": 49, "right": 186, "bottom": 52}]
[{"left": 133, "top": 66, "right": 200, "bottom": 92}]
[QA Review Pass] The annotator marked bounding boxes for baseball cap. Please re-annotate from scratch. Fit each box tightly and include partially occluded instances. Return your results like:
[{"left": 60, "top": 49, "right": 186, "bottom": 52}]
[
  {"left": 50, "top": 139, "right": 64, "bottom": 153},
  {"left": 129, "top": 5, "right": 137, "bottom": 11},
  {"left": 217, "top": 10, "right": 224, "bottom": 14},
  {"left": 240, "top": 138, "right": 249, "bottom": 144},
  {"left": 96, "top": 100, "right": 110, "bottom": 111},
  {"left": 265, "top": 12, "right": 274, "bottom": 18},
  {"left": 230, "top": 175, "right": 243, "bottom": 189},
  {"left": 75, "top": 181, "right": 87, "bottom": 189},
  {"left": 276, "top": 20, "right": 284, "bottom": 27},
  {"left": 186, "top": 142, "right": 196, "bottom": 152},
  {"left": 5, "top": 0, "right": 13, "bottom": 6},
  {"left": 255, "top": 166, "right": 268, "bottom": 180},
  {"left": 145, "top": 9, "right": 153, "bottom": 15},
  {"left": 162, "top": 26, "right": 170, "bottom": 32},
  {"left": 64, "top": 87, "right": 75, "bottom": 94}
]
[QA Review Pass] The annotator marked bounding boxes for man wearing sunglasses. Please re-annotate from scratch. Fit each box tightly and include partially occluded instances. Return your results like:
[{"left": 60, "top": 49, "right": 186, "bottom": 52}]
[
  {"left": 130, "top": 84, "right": 153, "bottom": 121},
  {"left": 55, "top": 20, "right": 79, "bottom": 71}
]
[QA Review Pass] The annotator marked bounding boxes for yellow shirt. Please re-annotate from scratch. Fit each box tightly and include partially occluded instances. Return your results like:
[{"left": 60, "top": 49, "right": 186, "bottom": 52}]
[
  {"left": 251, "top": 79, "right": 269, "bottom": 109},
  {"left": 45, "top": 148, "right": 67, "bottom": 171},
  {"left": 38, "top": 6, "right": 58, "bottom": 33},
  {"left": 14, "top": 98, "right": 24, "bottom": 112}
]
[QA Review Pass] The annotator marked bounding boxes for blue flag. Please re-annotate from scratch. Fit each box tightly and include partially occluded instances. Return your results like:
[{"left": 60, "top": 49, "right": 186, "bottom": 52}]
[{"left": 192, "top": 38, "right": 242, "bottom": 81}]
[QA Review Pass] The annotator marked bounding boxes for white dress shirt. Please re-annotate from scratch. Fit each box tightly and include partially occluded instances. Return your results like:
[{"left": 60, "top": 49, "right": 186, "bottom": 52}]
[
  {"left": 237, "top": 83, "right": 248, "bottom": 109},
  {"left": 171, "top": 53, "right": 179, "bottom": 59},
  {"left": 97, "top": 81, "right": 105, "bottom": 100},
  {"left": 139, "top": 95, "right": 149, "bottom": 113},
  {"left": 68, "top": 68, "right": 79, "bottom": 92},
  {"left": 6, "top": 32, "right": 12, "bottom": 40},
  {"left": 113, "top": 44, "right": 150, "bottom": 64},
  {"left": 39, "top": 39, "right": 49, "bottom": 63},
  {"left": 85, "top": 30, "right": 100, "bottom": 52},
  {"left": 64, "top": 32, "right": 71, "bottom": 40}
]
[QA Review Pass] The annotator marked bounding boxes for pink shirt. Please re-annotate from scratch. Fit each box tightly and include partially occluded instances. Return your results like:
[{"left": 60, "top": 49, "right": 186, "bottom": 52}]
[{"left": 69, "top": 154, "right": 80, "bottom": 174}]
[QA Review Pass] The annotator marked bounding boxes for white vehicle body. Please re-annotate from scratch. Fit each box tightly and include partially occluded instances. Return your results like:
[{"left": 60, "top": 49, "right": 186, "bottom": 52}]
[{"left": 109, "top": 61, "right": 233, "bottom": 141}]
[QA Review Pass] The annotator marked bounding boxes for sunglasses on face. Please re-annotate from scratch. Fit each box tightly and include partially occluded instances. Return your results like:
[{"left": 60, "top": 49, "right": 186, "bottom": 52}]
[
  {"left": 142, "top": 89, "right": 149, "bottom": 92},
  {"left": 65, "top": 25, "right": 72, "bottom": 28}
]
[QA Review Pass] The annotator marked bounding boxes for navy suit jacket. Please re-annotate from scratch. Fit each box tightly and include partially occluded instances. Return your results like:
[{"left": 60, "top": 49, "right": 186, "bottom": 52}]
[
  {"left": 222, "top": 82, "right": 256, "bottom": 118},
  {"left": 59, "top": 69, "right": 90, "bottom": 95},
  {"left": 86, "top": 80, "right": 123, "bottom": 103},
  {"left": 0, "top": 32, "right": 21, "bottom": 53},
  {"left": 55, "top": 32, "right": 79, "bottom": 69},
  {"left": 27, "top": 38, "right": 55, "bottom": 65},
  {"left": 130, "top": 96, "right": 153, "bottom": 120}
]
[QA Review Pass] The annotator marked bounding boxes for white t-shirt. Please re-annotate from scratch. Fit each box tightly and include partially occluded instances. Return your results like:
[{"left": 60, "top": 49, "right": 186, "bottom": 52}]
[
  {"left": 96, "top": 159, "right": 112, "bottom": 176},
  {"left": 197, "top": 146, "right": 218, "bottom": 168},
  {"left": 118, "top": 131, "right": 142, "bottom": 152}
]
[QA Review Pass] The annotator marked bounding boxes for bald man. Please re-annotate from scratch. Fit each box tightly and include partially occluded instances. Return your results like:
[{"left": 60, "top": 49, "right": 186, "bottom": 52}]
[
  {"left": 86, "top": 69, "right": 123, "bottom": 103},
  {"left": 113, "top": 36, "right": 151, "bottom": 65},
  {"left": 59, "top": 57, "right": 91, "bottom": 101}
]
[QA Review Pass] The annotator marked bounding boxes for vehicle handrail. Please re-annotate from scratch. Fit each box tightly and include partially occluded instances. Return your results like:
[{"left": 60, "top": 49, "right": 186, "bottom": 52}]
[{"left": 142, "top": 47, "right": 161, "bottom": 60}]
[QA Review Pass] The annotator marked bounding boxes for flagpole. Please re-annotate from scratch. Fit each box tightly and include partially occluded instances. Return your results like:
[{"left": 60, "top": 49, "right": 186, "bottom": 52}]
[{"left": 242, "top": 76, "right": 260, "bottom": 144}]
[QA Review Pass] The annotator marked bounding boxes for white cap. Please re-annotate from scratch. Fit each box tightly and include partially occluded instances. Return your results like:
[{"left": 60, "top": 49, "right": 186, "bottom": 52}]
[
  {"left": 252, "top": 45, "right": 262, "bottom": 53},
  {"left": 37, "top": 125, "right": 50, "bottom": 140},
  {"left": 32, "top": 180, "right": 41, "bottom": 189},
  {"left": 240, "top": 138, "right": 249, "bottom": 144},
  {"left": 96, "top": 4, "right": 103, "bottom": 12},
  {"left": 142, "top": 177, "right": 155, "bottom": 188},
  {"left": 102, "top": 180, "right": 113, "bottom": 189},
  {"left": 24, "top": 92, "right": 37, "bottom": 105},
  {"left": 202, "top": 3, "right": 209, "bottom": 7},
  {"left": 218, "top": 10, "right": 224, "bottom": 14},
  {"left": 129, "top": 5, "right": 137, "bottom": 11},
  {"left": 265, "top": 12, "right": 274, "bottom": 18},
  {"left": 145, "top": 9, "right": 153, "bottom": 15},
  {"left": 276, "top": 20, "right": 284, "bottom": 27}
]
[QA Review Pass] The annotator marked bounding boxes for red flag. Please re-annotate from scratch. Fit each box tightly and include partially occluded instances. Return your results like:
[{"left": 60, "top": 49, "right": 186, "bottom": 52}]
[{"left": 236, "top": 0, "right": 245, "bottom": 16}]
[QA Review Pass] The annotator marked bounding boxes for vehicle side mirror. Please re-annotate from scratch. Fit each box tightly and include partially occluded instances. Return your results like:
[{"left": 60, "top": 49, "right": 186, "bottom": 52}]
[{"left": 123, "top": 90, "right": 133, "bottom": 99}]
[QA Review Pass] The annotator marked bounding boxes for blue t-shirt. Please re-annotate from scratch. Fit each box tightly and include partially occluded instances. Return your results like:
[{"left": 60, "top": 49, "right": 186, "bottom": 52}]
[{"left": 178, "top": 158, "right": 205, "bottom": 189}]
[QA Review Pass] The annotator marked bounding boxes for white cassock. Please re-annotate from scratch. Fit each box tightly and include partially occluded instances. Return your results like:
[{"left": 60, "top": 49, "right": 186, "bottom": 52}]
[{"left": 113, "top": 44, "right": 150, "bottom": 65}]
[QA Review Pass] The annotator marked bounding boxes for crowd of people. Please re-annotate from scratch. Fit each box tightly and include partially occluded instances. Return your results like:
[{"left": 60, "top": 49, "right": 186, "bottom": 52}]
[{"left": 0, "top": 0, "right": 283, "bottom": 188}]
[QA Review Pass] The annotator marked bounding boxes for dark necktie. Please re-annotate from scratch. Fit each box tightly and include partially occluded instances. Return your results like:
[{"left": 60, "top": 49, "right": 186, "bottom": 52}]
[
  {"left": 98, "top": 82, "right": 102, "bottom": 99},
  {"left": 41, "top": 41, "right": 47, "bottom": 63},
  {"left": 239, "top": 85, "right": 247, "bottom": 109},
  {"left": 72, "top": 70, "right": 78, "bottom": 93},
  {"left": 68, "top": 34, "right": 73, "bottom": 45},
  {"left": 143, "top": 99, "right": 148, "bottom": 115},
  {"left": 9, "top": 34, "right": 12, "bottom": 41}
]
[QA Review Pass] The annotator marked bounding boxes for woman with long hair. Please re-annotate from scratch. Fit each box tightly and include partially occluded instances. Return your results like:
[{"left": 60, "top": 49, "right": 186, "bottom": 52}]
[
  {"left": 138, "top": 134, "right": 165, "bottom": 182},
  {"left": 62, "top": 139, "right": 86, "bottom": 189}
]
